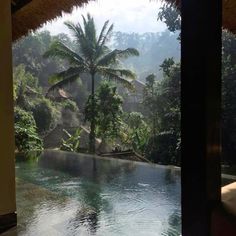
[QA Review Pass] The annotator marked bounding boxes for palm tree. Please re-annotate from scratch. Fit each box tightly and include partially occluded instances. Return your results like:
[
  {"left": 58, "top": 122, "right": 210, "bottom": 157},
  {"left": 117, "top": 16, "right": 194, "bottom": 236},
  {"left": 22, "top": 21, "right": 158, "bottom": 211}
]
[{"left": 44, "top": 14, "right": 139, "bottom": 153}]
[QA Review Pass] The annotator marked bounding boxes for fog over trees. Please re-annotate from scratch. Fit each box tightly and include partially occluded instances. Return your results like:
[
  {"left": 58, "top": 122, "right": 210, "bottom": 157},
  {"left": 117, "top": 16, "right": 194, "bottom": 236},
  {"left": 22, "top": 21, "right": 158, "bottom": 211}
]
[{"left": 13, "top": 29, "right": 180, "bottom": 86}]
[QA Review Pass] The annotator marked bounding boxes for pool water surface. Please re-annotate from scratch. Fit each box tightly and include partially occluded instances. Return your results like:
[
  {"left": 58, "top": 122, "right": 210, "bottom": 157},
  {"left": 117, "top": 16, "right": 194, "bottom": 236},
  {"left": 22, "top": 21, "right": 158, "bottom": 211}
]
[{"left": 15, "top": 150, "right": 181, "bottom": 236}]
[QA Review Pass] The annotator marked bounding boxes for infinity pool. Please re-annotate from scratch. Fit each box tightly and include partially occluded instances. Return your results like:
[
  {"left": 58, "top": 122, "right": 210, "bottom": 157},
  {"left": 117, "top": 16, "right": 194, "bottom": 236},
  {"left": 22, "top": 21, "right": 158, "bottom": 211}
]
[{"left": 15, "top": 150, "right": 181, "bottom": 236}]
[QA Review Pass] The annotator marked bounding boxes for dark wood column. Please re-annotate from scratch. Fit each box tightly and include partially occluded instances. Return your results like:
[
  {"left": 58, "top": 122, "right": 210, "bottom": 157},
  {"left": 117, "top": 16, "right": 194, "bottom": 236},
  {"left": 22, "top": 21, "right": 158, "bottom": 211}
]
[
  {"left": 0, "top": 0, "right": 17, "bottom": 233},
  {"left": 181, "top": 0, "right": 222, "bottom": 235}
]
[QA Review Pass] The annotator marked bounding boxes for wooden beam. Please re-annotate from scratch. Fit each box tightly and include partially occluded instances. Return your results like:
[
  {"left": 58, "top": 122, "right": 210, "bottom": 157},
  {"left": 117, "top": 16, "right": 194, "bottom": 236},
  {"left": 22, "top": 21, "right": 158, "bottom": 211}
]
[{"left": 181, "top": 0, "right": 222, "bottom": 235}]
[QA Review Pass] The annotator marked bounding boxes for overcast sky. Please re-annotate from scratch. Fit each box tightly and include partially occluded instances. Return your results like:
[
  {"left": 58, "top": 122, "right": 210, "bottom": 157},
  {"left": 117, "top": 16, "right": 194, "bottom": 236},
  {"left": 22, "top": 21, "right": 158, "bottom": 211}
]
[{"left": 41, "top": 0, "right": 166, "bottom": 35}]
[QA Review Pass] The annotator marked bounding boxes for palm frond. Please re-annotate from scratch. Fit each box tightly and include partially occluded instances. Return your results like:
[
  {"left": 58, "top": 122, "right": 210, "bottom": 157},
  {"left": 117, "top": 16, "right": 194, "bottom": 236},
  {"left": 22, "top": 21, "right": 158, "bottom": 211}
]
[
  {"left": 98, "top": 67, "right": 136, "bottom": 80},
  {"left": 47, "top": 16, "right": 139, "bottom": 94},
  {"left": 99, "top": 24, "right": 114, "bottom": 48},
  {"left": 97, "top": 20, "right": 109, "bottom": 46},
  {"left": 64, "top": 21, "right": 94, "bottom": 61},
  {"left": 82, "top": 13, "right": 97, "bottom": 46},
  {"left": 116, "top": 48, "right": 140, "bottom": 58},
  {"left": 47, "top": 67, "right": 84, "bottom": 92},
  {"left": 94, "top": 23, "right": 114, "bottom": 61},
  {"left": 44, "top": 41, "right": 87, "bottom": 67},
  {"left": 98, "top": 68, "right": 134, "bottom": 90},
  {"left": 64, "top": 21, "right": 85, "bottom": 42},
  {"left": 97, "top": 49, "right": 120, "bottom": 66},
  {"left": 97, "top": 48, "right": 139, "bottom": 66},
  {"left": 47, "top": 75, "right": 79, "bottom": 94}
]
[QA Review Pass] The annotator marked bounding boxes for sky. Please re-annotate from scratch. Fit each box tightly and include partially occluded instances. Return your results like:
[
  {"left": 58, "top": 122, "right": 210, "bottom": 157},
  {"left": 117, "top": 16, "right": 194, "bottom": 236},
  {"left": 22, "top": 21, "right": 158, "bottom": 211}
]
[{"left": 41, "top": 0, "right": 166, "bottom": 35}]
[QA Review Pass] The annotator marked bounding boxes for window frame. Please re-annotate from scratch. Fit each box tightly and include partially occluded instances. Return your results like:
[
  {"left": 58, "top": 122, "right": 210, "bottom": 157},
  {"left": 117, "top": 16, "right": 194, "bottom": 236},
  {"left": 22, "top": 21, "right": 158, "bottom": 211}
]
[{"left": 181, "top": 0, "right": 222, "bottom": 235}]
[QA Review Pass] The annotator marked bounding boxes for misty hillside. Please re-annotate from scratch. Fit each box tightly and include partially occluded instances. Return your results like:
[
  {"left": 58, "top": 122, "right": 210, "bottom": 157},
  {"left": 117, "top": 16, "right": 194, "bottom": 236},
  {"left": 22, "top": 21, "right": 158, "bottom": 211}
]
[
  {"left": 13, "top": 30, "right": 180, "bottom": 88},
  {"left": 112, "top": 30, "right": 180, "bottom": 81}
]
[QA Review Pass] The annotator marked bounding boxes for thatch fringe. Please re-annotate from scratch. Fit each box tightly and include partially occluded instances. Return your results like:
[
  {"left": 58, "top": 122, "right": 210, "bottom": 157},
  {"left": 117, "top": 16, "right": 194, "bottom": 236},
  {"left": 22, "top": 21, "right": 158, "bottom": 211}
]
[
  {"left": 12, "top": 0, "right": 90, "bottom": 41},
  {"left": 223, "top": 0, "right": 236, "bottom": 33},
  {"left": 163, "top": 0, "right": 180, "bottom": 6}
]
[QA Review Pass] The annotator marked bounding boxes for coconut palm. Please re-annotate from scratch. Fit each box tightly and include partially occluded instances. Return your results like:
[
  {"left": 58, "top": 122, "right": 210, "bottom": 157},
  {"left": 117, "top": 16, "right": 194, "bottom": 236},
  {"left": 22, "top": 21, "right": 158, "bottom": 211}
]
[{"left": 44, "top": 14, "right": 139, "bottom": 152}]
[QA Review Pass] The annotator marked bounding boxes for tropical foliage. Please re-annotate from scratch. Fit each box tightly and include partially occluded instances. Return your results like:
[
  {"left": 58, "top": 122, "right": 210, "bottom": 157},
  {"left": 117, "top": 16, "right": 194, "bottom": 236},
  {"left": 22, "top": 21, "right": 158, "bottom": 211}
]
[
  {"left": 15, "top": 107, "right": 43, "bottom": 153},
  {"left": 31, "top": 98, "right": 59, "bottom": 134},
  {"left": 85, "top": 81, "right": 123, "bottom": 144},
  {"left": 13, "top": 65, "right": 41, "bottom": 109},
  {"left": 157, "top": 3, "right": 181, "bottom": 33},
  {"left": 13, "top": 31, "right": 70, "bottom": 87},
  {"left": 11, "top": 6, "right": 236, "bottom": 171},
  {"left": 222, "top": 30, "right": 236, "bottom": 164},
  {"left": 143, "top": 59, "right": 181, "bottom": 165},
  {"left": 44, "top": 14, "right": 139, "bottom": 152},
  {"left": 60, "top": 128, "right": 81, "bottom": 152},
  {"left": 13, "top": 12, "right": 184, "bottom": 165},
  {"left": 158, "top": 2, "right": 236, "bottom": 165},
  {"left": 13, "top": 65, "right": 60, "bottom": 135},
  {"left": 121, "top": 112, "right": 150, "bottom": 154}
]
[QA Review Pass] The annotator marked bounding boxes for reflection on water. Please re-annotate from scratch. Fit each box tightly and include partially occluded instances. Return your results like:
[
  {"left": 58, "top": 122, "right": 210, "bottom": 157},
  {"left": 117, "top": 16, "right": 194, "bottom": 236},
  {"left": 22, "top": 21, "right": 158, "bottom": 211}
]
[
  {"left": 161, "top": 211, "right": 181, "bottom": 236},
  {"left": 221, "top": 165, "right": 236, "bottom": 186},
  {"left": 16, "top": 150, "right": 181, "bottom": 236}
]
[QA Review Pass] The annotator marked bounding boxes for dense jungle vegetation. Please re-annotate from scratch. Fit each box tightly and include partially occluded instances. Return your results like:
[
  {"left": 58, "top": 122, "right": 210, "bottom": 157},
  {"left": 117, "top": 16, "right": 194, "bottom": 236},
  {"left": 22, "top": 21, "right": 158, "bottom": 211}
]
[{"left": 13, "top": 7, "right": 236, "bottom": 166}]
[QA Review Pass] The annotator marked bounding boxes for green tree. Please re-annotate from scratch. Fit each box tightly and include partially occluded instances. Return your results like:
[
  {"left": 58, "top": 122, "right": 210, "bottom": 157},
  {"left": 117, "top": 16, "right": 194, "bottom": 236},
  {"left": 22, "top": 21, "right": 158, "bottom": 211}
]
[
  {"left": 143, "top": 73, "right": 159, "bottom": 137},
  {"left": 158, "top": 59, "right": 180, "bottom": 135},
  {"left": 143, "top": 59, "right": 180, "bottom": 165},
  {"left": 122, "top": 112, "right": 150, "bottom": 154},
  {"left": 44, "top": 14, "right": 139, "bottom": 152},
  {"left": 13, "top": 65, "right": 60, "bottom": 135},
  {"left": 85, "top": 81, "right": 123, "bottom": 146},
  {"left": 13, "top": 64, "right": 41, "bottom": 109},
  {"left": 31, "top": 98, "right": 59, "bottom": 134},
  {"left": 13, "top": 31, "right": 69, "bottom": 87},
  {"left": 157, "top": 3, "right": 181, "bottom": 33}
]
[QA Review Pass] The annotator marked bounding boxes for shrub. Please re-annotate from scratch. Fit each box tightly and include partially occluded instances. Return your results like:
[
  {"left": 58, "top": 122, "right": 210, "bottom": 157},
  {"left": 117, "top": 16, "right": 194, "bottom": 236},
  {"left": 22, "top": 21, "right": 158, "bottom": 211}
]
[
  {"left": 31, "top": 98, "right": 59, "bottom": 133},
  {"left": 145, "top": 131, "right": 180, "bottom": 165},
  {"left": 121, "top": 112, "right": 150, "bottom": 154},
  {"left": 14, "top": 107, "right": 43, "bottom": 153},
  {"left": 62, "top": 99, "right": 79, "bottom": 112},
  {"left": 60, "top": 128, "right": 81, "bottom": 152}
]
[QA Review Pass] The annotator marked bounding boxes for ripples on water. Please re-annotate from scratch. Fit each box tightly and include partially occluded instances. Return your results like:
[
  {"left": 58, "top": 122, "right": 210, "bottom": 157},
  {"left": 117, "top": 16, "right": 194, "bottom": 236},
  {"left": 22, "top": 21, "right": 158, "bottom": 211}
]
[{"left": 16, "top": 151, "right": 181, "bottom": 236}]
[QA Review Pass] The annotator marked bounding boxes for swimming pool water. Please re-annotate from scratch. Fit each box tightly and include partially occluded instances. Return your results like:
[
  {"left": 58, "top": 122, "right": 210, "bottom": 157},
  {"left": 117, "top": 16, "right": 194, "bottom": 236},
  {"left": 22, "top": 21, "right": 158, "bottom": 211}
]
[{"left": 15, "top": 150, "right": 181, "bottom": 236}]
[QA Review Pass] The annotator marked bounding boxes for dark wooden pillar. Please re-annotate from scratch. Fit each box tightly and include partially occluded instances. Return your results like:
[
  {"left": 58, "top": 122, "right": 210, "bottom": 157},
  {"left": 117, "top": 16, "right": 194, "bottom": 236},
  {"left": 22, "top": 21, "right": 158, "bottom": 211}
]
[
  {"left": 0, "top": 0, "right": 17, "bottom": 233},
  {"left": 181, "top": 0, "right": 222, "bottom": 235}
]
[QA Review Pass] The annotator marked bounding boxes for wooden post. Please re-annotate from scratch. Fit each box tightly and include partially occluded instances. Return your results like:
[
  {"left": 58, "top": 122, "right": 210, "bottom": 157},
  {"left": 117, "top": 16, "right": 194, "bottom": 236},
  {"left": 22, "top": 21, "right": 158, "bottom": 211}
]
[
  {"left": 0, "top": 0, "right": 17, "bottom": 232},
  {"left": 181, "top": 0, "right": 222, "bottom": 235}
]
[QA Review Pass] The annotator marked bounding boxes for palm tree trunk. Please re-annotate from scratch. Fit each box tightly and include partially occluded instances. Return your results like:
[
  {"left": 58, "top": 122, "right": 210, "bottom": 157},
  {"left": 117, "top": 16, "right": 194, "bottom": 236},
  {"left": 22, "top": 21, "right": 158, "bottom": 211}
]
[{"left": 89, "top": 72, "right": 96, "bottom": 153}]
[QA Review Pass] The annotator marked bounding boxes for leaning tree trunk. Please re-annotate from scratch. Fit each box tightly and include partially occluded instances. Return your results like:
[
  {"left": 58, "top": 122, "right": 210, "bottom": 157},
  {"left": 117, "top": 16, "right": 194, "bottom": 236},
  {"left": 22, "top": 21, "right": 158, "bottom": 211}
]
[{"left": 89, "top": 72, "right": 96, "bottom": 153}]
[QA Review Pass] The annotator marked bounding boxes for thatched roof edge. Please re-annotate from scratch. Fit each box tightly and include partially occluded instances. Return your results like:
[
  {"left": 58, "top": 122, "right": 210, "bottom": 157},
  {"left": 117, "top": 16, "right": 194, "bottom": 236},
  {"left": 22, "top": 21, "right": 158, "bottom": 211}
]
[
  {"left": 223, "top": 0, "right": 236, "bottom": 34},
  {"left": 12, "top": 0, "right": 90, "bottom": 41}
]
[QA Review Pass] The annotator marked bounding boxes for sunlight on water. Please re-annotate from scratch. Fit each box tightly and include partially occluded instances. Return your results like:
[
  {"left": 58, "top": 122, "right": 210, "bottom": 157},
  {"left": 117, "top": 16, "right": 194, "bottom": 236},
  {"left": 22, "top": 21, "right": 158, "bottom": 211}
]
[{"left": 16, "top": 151, "right": 181, "bottom": 236}]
